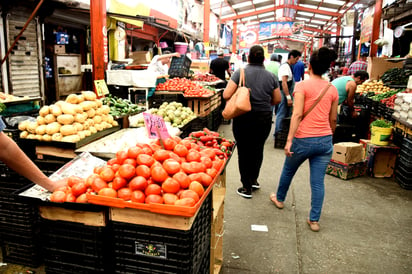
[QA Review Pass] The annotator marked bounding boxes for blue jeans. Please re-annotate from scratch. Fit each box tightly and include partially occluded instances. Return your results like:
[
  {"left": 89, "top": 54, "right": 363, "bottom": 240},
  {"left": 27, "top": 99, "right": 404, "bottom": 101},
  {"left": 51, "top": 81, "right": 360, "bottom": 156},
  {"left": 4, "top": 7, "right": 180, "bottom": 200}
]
[
  {"left": 274, "top": 91, "right": 292, "bottom": 136},
  {"left": 276, "top": 135, "right": 333, "bottom": 221}
]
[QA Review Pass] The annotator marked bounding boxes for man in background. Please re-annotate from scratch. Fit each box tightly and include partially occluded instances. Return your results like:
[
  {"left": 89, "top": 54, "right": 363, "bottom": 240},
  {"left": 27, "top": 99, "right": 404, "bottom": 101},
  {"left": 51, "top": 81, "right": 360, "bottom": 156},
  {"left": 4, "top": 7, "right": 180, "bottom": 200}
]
[
  {"left": 348, "top": 53, "right": 368, "bottom": 75},
  {"left": 210, "top": 50, "right": 231, "bottom": 88},
  {"left": 293, "top": 59, "right": 305, "bottom": 82},
  {"left": 266, "top": 53, "right": 281, "bottom": 76}
]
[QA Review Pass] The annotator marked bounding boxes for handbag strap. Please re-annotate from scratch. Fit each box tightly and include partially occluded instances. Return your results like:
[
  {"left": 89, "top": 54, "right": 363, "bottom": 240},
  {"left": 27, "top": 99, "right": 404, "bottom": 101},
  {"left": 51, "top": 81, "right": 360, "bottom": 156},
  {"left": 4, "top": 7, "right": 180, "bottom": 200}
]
[
  {"left": 302, "top": 83, "right": 332, "bottom": 118},
  {"left": 239, "top": 68, "right": 245, "bottom": 87}
]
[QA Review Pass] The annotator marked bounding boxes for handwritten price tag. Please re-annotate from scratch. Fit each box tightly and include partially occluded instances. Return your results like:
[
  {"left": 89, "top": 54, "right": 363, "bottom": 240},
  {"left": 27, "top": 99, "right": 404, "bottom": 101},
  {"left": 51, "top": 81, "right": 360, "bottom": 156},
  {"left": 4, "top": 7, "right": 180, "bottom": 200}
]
[
  {"left": 94, "top": 80, "right": 110, "bottom": 97},
  {"left": 143, "top": 112, "right": 170, "bottom": 140}
]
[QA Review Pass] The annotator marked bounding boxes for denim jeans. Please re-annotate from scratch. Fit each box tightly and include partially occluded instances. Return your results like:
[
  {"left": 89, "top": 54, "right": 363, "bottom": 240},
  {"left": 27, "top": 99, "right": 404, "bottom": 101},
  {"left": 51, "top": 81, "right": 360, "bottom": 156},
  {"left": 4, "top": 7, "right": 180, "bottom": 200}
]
[
  {"left": 276, "top": 135, "right": 333, "bottom": 221},
  {"left": 274, "top": 91, "right": 292, "bottom": 136}
]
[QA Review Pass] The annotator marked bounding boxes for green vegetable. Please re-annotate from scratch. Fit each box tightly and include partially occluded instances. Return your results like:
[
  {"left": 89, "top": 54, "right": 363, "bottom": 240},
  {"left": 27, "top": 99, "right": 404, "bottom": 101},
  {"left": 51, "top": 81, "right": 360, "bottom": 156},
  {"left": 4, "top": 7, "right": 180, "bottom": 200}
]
[
  {"left": 370, "top": 119, "right": 392, "bottom": 128},
  {"left": 0, "top": 103, "right": 6, "bottom": 113}
]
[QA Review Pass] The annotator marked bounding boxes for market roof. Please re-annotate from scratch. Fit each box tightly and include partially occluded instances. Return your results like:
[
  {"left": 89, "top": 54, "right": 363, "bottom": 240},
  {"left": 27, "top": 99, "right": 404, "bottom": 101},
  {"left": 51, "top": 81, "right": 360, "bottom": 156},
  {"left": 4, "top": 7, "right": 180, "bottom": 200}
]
[{"left": 209, "top": 0, "right": 376, "bottom": 44}]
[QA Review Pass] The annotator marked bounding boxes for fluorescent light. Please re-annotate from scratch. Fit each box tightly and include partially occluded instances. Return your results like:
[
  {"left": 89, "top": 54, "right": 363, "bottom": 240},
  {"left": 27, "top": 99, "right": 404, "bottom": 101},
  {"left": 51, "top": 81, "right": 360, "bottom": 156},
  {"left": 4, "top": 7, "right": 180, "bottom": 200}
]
[
  {"left": 314, "top": 14, "right": 331, "bottom": 20},
  {"left": 318, "top": 7, "right": 338, "bottom": 12},
  {"left": 299, "top": 4, "right": 320, "bottom": 9},
  {"left": 323, "top": 0, "right": 345, "bottom": 5},
  {"left": 232, "top": 2, "right": 252, "bottom": 9},
  {"left": 253, "top": 0, "right": 268, "bottom": 4},
  {"left": 295, "top": 17, "right": 311, "bottom": 21},
  {"left": 258, "top": 12, "right": 274, "bottom": 18},
  {"left": 243, "top": 15, "right": 258, "bottom": 21},
  {"left": 256, "top": 4, "right": 275, "bottom": 11},
  {"left": 260, "top": 18, "right": 273, "bottom": 22},
  {"left": 297, "top": 11, "right": 314, "bottom": 17},
  {"left": 311, "top": 20, "right": 325, "bottom": 24},
  {"left": 307, "top": 24, "right": 320, "bottom": 28}
]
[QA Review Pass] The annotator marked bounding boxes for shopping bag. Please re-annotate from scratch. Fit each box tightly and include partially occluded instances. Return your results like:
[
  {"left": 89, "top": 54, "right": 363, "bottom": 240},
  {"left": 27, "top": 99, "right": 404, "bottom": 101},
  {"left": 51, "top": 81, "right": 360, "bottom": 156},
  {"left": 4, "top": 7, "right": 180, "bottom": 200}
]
[{"left": 222, "top": 68, "right": 251, "bottom": 120}]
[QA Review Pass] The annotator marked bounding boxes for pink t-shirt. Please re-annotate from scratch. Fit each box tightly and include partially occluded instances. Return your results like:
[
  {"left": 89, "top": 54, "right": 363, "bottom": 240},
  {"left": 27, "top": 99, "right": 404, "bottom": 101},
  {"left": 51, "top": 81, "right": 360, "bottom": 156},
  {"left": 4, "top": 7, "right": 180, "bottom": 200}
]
[{"left": 293, "top": 79, "right": 338, "bottom": 138}]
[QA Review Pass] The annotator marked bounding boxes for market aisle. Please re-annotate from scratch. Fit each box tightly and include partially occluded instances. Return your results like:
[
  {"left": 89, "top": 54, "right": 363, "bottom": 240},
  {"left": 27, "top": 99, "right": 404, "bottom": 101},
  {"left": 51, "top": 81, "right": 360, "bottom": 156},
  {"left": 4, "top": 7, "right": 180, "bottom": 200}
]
[{"left": 218, "top": 122, "right": 412, "bottom": 274}]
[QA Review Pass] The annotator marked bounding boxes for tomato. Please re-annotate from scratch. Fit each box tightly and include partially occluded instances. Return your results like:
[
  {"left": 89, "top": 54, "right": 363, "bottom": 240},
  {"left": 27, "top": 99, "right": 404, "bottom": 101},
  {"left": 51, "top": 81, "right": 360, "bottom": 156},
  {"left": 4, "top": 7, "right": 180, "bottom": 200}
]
[
  {"left": 91, "top": 177, "right": 108, "bottom": 193},
  {"left": 107, "top": 158, "right": 119, "bottom": 166},
  {"left": 112, "top": 176, "right": 127, "bottom": 190},
  {"left": 50, "top": 190, "right": 66, "bottom": 203},
  {"left": 123, "top": 158, "right": 137, "bottom": 167},
  {"left": 173, "top": 172, "right": 191, "bottom": 189},
  {"left": 67, "top": 176, "right": 85, "bottom": 187},
  {"left": 55, "top": 186, "right": 70, "bottom": 193},
  {"left": 175, "top": 197, "right": 196, "bottom": 207},
  {"left": 161, "top": 178, "right": 180, "bottom": 194},
  {"left": 188, "top": 173, "right": 203, "bottom": 183},
  {"left": 111, "top": 163, "right": 120, "bottom": 173},
  {"left": 100, "top": 167, "right": 115, "bottom": 182},
  {"left": 129, "top": 176, "right": 148, "bottom": 191},
  {"left": 163, "top": 193, "right": 178, "bottom": 205},
  {"left": 116, "top": 150, "right": 128, "bottom": 164},
  {"left": 145, "top": 194, "right": 164, "bottom": 204},
  {"left": 65, "top": 193, "right": 76, "bottom": 203},
  {"left": 163, "top": 137, "right": 177, "bottom": 151},
  {"left": 153, "top": 149, "right": 171, "bottom": 162},
  {"left": 131, "top": 190, "right": 145, "bottom": 203},
  {"left": 206, "top": 168, "right": 218, "bottom": 179},
  {"left": 118, "top": 164, "right": 136, "bottom": 180},
  {"left": 151, "top": 166, "right": 169, "bottom": 183},
  {"left": 212, "top": 159, "right": 224, "bottom": 171},
  {"left": 98, "top": 187, "right": 117, "bottom": 198},
  {"left": 136, "top": 154, "right": 155, "bottom": 167},
  {"left": 75, "top": 193, "right": 88, "bottom": 203},
  {"left": 135, "top": 165, "right": 151, "bottom": 179},
  {"left": 189, "top": 181, "right": 204, "bottom": 198},
  {"left": 173, "top": 144, "right": 188, "bottom": 157},
  {"left": 200, "top": 156, "right": 213, "bottom": 169},
  {"left": 180, "top": 189, "right": 200, "bottom": 203},
  {"left": 117, "top": 188, "right": 132, "bottom": 201},
  {"left": 86, "top": 174, "right": 100, "bottom": 187},
  {"left": 169, "top": 152, "right": 182, "bottom": 163},
  {"left": 200, "top": 172, "right": 213, "bottom": 187},
  {"left": 186, "top": 150, "right": 201, "bottom": 162},
  {"left": 163, "top": 159, "right": 181, "bottom": 175},
  {"left": 150, "top": 143, "right": 162, "bottom": 152},
  {"left": 127, "top": 146, "right": 142, "bottom": 159},
  {"left": 71, "top": 182, "right": 88, "bottom": 197},
  {"left": 93, "top": 166, "right": 104, "bottom": 175},
  {"left": 141, "top": 145, "right": 153, "bottom": 155},
  {"left": 145, "top": 183, "right": 162, "bottom": 196},
  {"left": 180, "top": 139, "right": 193, "bottom": 150}
]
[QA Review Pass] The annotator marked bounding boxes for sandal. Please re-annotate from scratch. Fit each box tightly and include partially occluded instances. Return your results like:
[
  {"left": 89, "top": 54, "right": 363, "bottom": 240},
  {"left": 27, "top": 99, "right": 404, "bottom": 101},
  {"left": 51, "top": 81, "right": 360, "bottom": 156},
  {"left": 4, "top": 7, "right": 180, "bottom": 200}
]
[
  {"left": 269, "top": 192, "right": 284, "bottom": 209},
  {"left": 307, "top": 219, "right": 320, "bottom": 232}
]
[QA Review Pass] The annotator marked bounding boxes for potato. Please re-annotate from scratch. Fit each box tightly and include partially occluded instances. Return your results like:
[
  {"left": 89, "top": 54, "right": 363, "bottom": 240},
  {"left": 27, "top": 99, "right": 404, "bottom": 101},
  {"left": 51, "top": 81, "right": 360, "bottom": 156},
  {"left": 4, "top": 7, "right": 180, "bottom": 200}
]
[
  {"left": 77, "top": 94, "right": 85, "bottom": 103},
  {"left": 96, "top": 99, "right": 103, "bottom": 108},
  {"left": 20, "top": 131, "right": 29, "bottom": 139},
  {"left": 83, "top": 130, "right": 92, "bottom": 137},
  {"left": 57, "top": 114, "right": 74, "bottom": 125},
  {"left": 50, "top": 104, "right": 62, "bottom": 116},
  {"left": 89, "top": 126, "right": 97, "bottom": 134},
  {"left": 54, "top": 100, "right": 66, "bottom": 108},
  {"left": 93, "top": 115, "right": 102, "bottom": 124},
  {"left": 36, "top": 116, "right": 46, "bottom": 125},
  {"left": 73, "top": 122, "right": 84, "bottom": 131},
  {"left": 79, "top": 101, "right": 94, "bottom": 111},
  {"left": 87, "top": 108, "right": 96, "bottom": 118},
  {"left": 35, "top": 125, "right": 47, "bottom": 135},
  {"left": 86, "top": 118, "right": 95, "bottom": 126},
  {"left": 27, "top": 134, "right": 37, "bottom": 139},
  {"left": 61, "top": 102, "right": 77, "bottom": 115},
  {"left": 101, "top": 121, "right": 111, "bottom": 129},
  {"left": 95, "top": 108, "right": 104, "bottom": 116},
  {"left": 77, "top": 131, "right": 86, "bottom": 139},
  {"left": 51, "top": 133, "right": 63, "bottom": 141},
  {"left": 62, "top": 134, "right": 81, "bottom": 143},
  {"left": 107, "top": 115, "right": 114, "bottom": 124},
  {"left": 44, "top": 114, "right": 56, "bottom": 124},
  {"left": 39, "top": 106, "right": 50, "bottom": 117},
  {"left": 111, "top": 120, "right": 119, "bottom": 127},
  {"left": 18, "top": 120, "right": 30, "bottom": 131},
  {"left": 46, "top": 122, "right": 61, "bottom": 135},
  {"left": 101, "top": 105, "right": 110, "bottom": 115},
  {"left": 65, "top": 94, "right": 79, "bottom": 104},
  {"left": 60, "top": 125, "right": 77, "bottom": 136},
  {"left": 34, "top": 134, "right": 42, "bottom": 141},
  {"left": 27, "top": 121, "right": 39, "bottom": 134},
  {"left": 90, "top": 101, "right": 98, "bottom": 110},
  {"left": 42, "top": 134, "right": 52, "bottom": 142},
  {"left": 95, "top": 123, "right": 103, "bottom": 131},
  {"left": 74, "top": 113, "right": 87, "bottom": 124},
  {"left": 74, "top": 104, "right": 83, "bottom": 113},
  {"left": 82, "top": 91, "right": 97, "bottom": 101}
]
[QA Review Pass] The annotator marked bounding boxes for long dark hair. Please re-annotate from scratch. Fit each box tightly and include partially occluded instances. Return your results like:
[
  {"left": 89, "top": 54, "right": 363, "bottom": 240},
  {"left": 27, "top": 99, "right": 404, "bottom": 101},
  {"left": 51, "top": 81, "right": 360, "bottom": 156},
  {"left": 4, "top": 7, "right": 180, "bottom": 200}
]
[{"left": 310, "top": 47, "right": 337, "bottom": 76}]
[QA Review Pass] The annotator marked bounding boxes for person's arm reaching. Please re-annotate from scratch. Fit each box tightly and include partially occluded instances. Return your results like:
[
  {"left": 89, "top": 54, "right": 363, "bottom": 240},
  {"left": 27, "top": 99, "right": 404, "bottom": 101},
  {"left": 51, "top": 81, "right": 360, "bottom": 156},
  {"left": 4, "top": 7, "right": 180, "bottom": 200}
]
[{"left": 346, "top": 81, "right": 357, "bottom": 118}]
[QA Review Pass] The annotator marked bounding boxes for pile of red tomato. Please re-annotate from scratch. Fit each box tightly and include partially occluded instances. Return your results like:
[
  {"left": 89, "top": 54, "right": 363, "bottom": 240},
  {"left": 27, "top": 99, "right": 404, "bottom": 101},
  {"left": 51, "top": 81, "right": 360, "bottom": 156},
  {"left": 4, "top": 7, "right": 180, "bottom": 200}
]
[
  {"left": 155, "top": 78, "right": 215, "bottom": 98},
  {"left": 50, "top": 135, "right": 226, "bottom": 207}
]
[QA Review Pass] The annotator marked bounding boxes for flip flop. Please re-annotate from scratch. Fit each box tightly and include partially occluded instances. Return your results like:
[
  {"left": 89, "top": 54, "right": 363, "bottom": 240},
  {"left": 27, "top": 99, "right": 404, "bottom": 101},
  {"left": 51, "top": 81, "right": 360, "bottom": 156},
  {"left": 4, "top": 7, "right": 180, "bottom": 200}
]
[{"left": 269, "top": 192, "right": 284, "bottom": 209}]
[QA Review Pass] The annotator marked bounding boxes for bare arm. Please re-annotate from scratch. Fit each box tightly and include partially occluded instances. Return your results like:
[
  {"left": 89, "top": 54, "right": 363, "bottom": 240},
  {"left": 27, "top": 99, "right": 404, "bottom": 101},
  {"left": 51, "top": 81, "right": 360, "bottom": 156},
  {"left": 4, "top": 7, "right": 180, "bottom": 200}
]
[
  {"left": 223, "top": 79, "right": 238, "bottom": 100},
  {"left": 346, "top": 81, "right": 357, "bottom": 117},
  {"left": 0, "top": 132, "right": 67, "bottom": 192},
  {"left": 156, "top": 52, "right": 180, "bottom": 61},
  {"left": 329, "top": 99, "right": 338, "bottom": 133},
  {"left": 271, "top": 87, "right": 282, "bottom": 105},
  {"left": 284, "top": 91, "right": 305, "bottom": 156}
]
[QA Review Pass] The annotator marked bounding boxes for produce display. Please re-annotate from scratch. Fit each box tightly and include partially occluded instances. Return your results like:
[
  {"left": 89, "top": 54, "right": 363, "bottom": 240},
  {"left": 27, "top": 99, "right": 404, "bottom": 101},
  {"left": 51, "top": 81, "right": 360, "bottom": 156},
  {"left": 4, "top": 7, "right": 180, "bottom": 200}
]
[
  {"left": 380, "top": 68, "right": 412, "bottom": 86},
  {"left": 155, "top": 78, "right": 215, "bottom": 97},
  {"left": 131, "top": 101, "right": 197, "bottom": 128},
  {"left": 392, "top": 91, "right": 412, "bottom": 124},
  {"left": 49, "top": 135, "right": 235, "bottom": 209},
  {"left": 0, "top": 92, "right": 28, "bottom": 102},
  {"left": 191, "top": 73, "right": 221, "bottom": 82},
  {"left": 101, "top": 94, "right": 146, "bottom": 117},
  {"left": 356, "top": 80, "right": 392, "bottom": 94},
  {"left": 187, "top": 128, "right": 235, "bottom": 159},
  {"left": 370, "top": 119, "right": 392, "bottom": 128},
  {"left": 18, "top": 91, "right": 118, "bottom": 142}
]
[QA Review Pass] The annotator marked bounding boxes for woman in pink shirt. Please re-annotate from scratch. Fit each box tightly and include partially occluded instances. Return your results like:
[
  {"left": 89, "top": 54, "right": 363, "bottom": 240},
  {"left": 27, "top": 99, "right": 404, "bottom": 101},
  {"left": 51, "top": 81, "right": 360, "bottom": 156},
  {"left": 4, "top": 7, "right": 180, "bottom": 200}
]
[{"left": 270, "top": 47, "right": 339, "bottom": 232}]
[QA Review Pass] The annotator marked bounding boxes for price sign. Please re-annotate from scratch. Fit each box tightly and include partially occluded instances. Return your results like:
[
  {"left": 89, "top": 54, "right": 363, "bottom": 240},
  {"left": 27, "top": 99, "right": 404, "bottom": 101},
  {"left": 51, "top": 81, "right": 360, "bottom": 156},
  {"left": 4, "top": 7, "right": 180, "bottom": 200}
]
[
  {"left": 94, "top": 80, "right": 110, "bottom": 97},
  {"left": 143, "top": 112, "right": 170, "bottom": 140}
]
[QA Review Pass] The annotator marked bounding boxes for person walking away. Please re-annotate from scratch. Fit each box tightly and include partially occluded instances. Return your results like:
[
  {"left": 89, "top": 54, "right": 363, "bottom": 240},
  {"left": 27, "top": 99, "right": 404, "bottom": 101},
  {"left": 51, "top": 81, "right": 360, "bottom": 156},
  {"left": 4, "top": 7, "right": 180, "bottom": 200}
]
[
  {"left": 331, "top": 70, "right": 369, "bottom": 123},
  {"left": 270, "top": 47, "right": 339, "bottom": 232},
  {"left": 347, "top": 53, "right": 368, "bottom": 75},
  {"left": 274, "top": 50, "right": 301, "bottom": 145},
  {"left": 266, "top": 54, "right": 281, "bottom": 76},
  {"left": 293, "top": 60, "right": 305, "bottom": 82},
  {"left": 223, "top": 45, "right": 281, "bottom": 198},
  {"left": 0, "top": 118, "right": 67, "bottom": 192},
  {"left": 210, "top": 50, "right": 231, "bottom": 89}
]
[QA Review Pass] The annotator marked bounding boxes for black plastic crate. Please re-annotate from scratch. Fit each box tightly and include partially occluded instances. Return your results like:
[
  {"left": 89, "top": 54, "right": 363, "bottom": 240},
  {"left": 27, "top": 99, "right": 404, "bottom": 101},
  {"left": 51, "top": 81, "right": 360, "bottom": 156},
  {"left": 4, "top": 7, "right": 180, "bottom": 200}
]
[
  {"left": 399, "top": 150, "right": 412, "bottom": 168},
  {"left": 395, "top": 170, "right": 412, "bottom": 190},
  {"left": 179, "top": 117, "right": 199, "bottom": 139},
  {"left": 1, "top": 239, "right": 42, "bottom": 267},
  {"left": 148, "top": 93, "right": 187, "bottom": 109},
  {"left": 190, "top": 115, "right": 209, "bottom": 132},
  {"left": 333, "top": 124, "right": 357, "bottom": 143},
  {"left": 0, "top": 162, "right": 26, "bottom": 182},
  {"left": 393, "top": 128, "right": 404, "bottom": 147},
  {"left": 401, "top": 137, "right": 412, "bottom": 152},
  {"left": 168, "top": 55, "right": 192, "bottom": 78},
  {"left": 211, "top": 107, "right": 222, "bottom": 131},
  {"left": 45, "top": 258, "right": 107, "bottom": 274},
  {"left": 274, "top": 130, "right": 288, "bottom": 149},
  {"left": 111, "top": 193, "right": 211, "bottom": 274}
]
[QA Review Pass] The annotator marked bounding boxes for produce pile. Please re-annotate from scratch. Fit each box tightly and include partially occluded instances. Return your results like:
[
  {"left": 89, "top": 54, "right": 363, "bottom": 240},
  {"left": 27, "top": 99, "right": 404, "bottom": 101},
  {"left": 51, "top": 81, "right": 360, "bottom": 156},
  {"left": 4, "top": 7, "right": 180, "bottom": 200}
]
[
  {"left": 18, "top": 91, "right": 118, "bottom": 142},
  {"left": 130, "top": 101, "right": 197, "bottom": 128},
  {"left": 373, "top": 88, "right": 406, "bottom": 108},
  {"left": 101, "top": 94, "right": 146, "bottom": 117},
  {"left": 392, "top": 91, "right": 412, "bottom": 124},
  {"left": 49, "top": 135, "right": 235, "bottom": 208},
  {"left": 187, "top": 128, "right": 235, "bottom": 159},
  {"left": 155, "top": 78, "right": 215, "bottom": 97},
  {"left": 380, "top": 68, "right": 412, "bottom": 86},
  {"left": 191, "top": 73, "right": 221, "bottom": 82},
  {"left": 356, "top": 80, "right": 392, "bottom": 94}
]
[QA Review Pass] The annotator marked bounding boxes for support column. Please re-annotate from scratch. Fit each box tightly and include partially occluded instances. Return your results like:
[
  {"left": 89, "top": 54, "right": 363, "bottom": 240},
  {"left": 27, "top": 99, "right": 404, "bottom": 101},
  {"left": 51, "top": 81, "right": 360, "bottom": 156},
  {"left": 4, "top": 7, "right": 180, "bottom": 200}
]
[
  {"left": 203, "top": 0, "right": 210, "bottom": 57},
  {"left": 370, "top": 0, "right": 383, "bottom": 57},
  {"left": 232, "top": 20, "right": 237, "bottom": 54},
  {"left": 352, "top": 8, "right": 359, "bottom": 63},
  {"left": 90, "top": 0, "right": 107, "bottom": 95}
]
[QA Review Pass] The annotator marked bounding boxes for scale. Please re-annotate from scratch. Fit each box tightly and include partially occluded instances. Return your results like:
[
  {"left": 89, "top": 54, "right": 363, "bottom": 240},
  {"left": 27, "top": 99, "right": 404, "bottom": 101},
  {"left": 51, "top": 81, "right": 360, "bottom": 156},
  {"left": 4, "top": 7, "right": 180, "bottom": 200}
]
[{"left": 394, "top": 22, "right": 412, "bottom": 38}]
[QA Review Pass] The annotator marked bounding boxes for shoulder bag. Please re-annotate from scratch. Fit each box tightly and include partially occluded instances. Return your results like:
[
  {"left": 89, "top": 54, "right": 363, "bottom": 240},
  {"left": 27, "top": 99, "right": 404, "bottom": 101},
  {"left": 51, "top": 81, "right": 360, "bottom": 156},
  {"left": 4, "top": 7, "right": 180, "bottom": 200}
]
[
  {"left": 302, "top": 83, "right": 332, "bottom": 119},
  {"left": 222, "top": 68, "right": 251, "bottom": 120}
]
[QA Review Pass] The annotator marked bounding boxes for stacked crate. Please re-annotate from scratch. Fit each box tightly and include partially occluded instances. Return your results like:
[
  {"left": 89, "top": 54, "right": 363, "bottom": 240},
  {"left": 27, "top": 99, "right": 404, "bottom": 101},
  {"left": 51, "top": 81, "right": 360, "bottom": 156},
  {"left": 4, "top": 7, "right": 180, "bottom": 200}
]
[
  {"left": 0, "top": 163, "right": 42, "bottom": 267},
  {"left": 395, "top": 137, "right": 412, "bottom": 189}
]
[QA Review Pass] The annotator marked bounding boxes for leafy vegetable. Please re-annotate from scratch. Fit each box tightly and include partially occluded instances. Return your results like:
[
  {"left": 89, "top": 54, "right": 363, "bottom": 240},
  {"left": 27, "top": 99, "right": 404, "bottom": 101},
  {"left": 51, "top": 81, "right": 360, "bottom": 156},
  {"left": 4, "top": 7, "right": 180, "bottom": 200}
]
[
  {"left": 370, "top": 119, "right": 392, "bottom": 128},
  {"left": 0, "top": 103, "right": 6, "bottom": 113}
]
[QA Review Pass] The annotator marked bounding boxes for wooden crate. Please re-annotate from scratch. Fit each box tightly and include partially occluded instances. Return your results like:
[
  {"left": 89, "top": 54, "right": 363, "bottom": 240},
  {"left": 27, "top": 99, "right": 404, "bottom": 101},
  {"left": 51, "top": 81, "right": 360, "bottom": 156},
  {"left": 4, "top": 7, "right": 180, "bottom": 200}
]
[
  {"left": 211, "top": 186, "right": 225, "bottom": 274},
  {"left": 187, "top": 92, "right": 221, "bottom": 117},
  {"left": 39, "top": 206, "right": 107, "bottom": 227}
]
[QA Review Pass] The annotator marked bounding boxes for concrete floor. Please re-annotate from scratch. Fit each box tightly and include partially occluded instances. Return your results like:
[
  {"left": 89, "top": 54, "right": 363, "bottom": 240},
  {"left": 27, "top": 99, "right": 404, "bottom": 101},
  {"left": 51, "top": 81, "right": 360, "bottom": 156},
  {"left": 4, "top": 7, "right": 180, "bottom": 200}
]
[
  {"left": 218, "top": 122, "right": 412, "bottom": 274},
  {"left": 1, "top": 122, "right": 411, "bottom": 274}
]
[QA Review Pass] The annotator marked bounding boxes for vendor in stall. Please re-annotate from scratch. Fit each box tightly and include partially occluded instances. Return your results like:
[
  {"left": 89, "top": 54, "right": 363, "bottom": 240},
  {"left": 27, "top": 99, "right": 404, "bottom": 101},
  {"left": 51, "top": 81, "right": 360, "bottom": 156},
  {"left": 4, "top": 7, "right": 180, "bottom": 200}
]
[{"left": 147, "top": 51, "right": 181, "bottom": 76}]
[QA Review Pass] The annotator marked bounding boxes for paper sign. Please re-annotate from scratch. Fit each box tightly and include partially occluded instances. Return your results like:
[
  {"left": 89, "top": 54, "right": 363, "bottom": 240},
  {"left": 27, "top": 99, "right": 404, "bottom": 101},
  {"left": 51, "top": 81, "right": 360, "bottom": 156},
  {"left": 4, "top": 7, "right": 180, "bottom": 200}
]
[
  {"left": 251, "top": 225, "right": 268, "bottom": 232},
  {"left": 94, "top": 80, "right": 110, "bottom": 97},
  {"left": 143, "top": 112, "right": 170, "bottom": 140}
]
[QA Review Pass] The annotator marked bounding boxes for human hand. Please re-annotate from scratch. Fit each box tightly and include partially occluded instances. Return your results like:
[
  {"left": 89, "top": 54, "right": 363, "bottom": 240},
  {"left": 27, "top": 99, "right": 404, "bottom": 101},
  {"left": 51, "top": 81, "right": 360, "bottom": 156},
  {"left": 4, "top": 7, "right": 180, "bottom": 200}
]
[
  {"left": 49, "top": 177, "right": 68, "bottom": 192},
  {"left": 174, "top": 52, "right": 181, "bottom": 58},
  {"left": 284, "top": 141, "right": 293, "bottom": 157},
  {"left": 287, "top": 98, "right": 293, "bottom": 106}
]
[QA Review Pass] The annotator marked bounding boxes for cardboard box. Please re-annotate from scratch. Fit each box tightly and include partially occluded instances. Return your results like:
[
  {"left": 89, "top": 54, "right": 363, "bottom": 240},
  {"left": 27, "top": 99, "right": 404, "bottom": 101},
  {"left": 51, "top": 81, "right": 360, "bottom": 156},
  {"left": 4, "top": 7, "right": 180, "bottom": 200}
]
[
  {"left": 367, "top": 57, "right": 403, "bottom": 80},
  {"left": 366, "top": 143, "right": 400, "bottom": 178},
  {"left": 54, "top": 45, "right": 66, "bottom": 54},
  {"left": 131, "top": 51, "right": 152, "bottom": 64},
  {"left": 326, "top": 159, "right": 367, "bottom": 180},
  {"left": 332, "top": 142, "right": 364, "bottom": 164}
]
